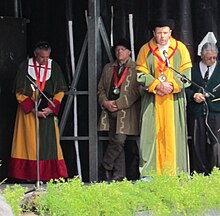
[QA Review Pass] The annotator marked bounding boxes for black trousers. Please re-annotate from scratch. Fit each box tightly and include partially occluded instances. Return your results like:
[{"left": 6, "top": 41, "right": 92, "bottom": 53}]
[
  {"left": 125, "top": 139, "right": 140, "bottom": 180},
  {"left": 188, "top": 114, "right": 220, "bottom": 174},
  {"left": 102, "top": 112, "right": 127, "bottom": 178}
]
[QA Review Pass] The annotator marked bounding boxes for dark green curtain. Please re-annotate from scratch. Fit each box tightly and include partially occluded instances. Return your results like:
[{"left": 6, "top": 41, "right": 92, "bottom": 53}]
[{"left": 0, "top": 0, "right": 219, "bottom": 65}]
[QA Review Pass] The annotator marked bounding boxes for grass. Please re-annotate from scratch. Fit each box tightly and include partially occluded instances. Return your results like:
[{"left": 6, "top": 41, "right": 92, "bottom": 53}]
[{"left": 1, "top": 168, "right": 220, "bottom": 215}]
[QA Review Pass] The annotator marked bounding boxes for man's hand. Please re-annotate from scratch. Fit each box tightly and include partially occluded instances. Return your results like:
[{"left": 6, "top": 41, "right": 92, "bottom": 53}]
[
  {"left": 193, "top": 93, "right": 205, "bottom": 103},
  {"left": 32, "top": 107, "right": 53, "bottom": 118},
  {"left": 102, "top": 100, "right": 118, "bottom": 112},
  {"left": 156, "top": 82, "right": 173, "bottom": 96}
]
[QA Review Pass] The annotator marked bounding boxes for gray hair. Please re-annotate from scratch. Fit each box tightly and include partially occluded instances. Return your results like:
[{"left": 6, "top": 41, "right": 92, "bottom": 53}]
[
  {"left": 34, "top": 41, "right": 51, "bottom": 52},
  {"left": 201, "top": 42, "right": 218, "bottom": 55}
]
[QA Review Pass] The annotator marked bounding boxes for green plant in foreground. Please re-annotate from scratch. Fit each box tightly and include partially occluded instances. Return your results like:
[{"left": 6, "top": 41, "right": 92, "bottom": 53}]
[
  {"left": 1, "top": 184, "right": 26, "bottom": 215},
  {"left": 2, "top": 169, "right": 220, "bottom": 216}
]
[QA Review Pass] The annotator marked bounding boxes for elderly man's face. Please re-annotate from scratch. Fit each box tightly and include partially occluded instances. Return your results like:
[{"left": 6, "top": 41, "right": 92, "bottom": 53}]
[
  {"left": 115, "top": 45, "right": 131, "bottom": 64},
  {"left": 153, "top": 26, "right": 172, "bottom": 46},
  {"left": 201, "top": 50, "right": 218, "bottom": 67},
  {"left": 34, "top": 49, "right": 51, "bottom": 65}
]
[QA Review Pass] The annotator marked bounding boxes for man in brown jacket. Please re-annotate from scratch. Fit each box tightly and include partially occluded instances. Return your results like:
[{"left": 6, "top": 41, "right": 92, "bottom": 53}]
[{"left": 98, "top": 38, "right": 140, "bottom": 181}]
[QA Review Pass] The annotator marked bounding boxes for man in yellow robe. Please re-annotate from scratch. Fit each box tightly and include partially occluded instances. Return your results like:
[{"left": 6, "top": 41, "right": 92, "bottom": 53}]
[{"left": 136, "top": 19, "right": 192, "bottom": 176}]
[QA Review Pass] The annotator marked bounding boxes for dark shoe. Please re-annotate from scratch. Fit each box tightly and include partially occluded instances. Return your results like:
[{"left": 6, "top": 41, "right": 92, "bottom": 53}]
[
  {"left": 105, "top": 170, "right": 113, "bottom": 181},
  {"left": 112, "top": 176, "right": 124, "bottom": 181},
  {"left": 99, "top": 165, "right": 112, "bottom": 181}
]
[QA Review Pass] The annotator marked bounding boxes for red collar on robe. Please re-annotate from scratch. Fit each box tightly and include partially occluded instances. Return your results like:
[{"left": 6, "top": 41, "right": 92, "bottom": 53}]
[{"left": 148, "top": 37, "right": 178, "bottom": 63}]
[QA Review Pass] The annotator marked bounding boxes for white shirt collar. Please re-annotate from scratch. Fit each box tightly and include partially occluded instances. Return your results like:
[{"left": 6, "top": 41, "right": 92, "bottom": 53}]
[
  {"left": 199, "top": 61, "right": 216, "bottom": 79},
  {"left": 28, "top": 58, "right": 52, "bottom": 81},
  {"left": 158, "top": 39, "right": 170, "bottom": 61}
]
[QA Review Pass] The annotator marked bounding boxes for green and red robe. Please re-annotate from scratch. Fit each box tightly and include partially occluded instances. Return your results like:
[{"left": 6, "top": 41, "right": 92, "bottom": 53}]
[
  {"left": 8, "top": 58, "right": 68, "bottom": 181},
  {"left": 136, "top": 36, "right": 192, "bottom": 176}
]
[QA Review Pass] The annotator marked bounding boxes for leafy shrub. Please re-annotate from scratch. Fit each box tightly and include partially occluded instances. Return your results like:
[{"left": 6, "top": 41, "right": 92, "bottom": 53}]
[
  {"left": 2, "top": 168, "right": 220, "bottom": 215},
  {"left": 2, "top": 184, "right": 26, "bottom": 215}
]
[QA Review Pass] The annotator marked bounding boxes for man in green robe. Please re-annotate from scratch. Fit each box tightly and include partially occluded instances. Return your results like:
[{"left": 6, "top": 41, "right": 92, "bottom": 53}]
[
  {"left": 136, "top": 19, "right": 192, "bottom": 176},
  {"left": 8, "top": 41, "right": 68, "bottom": 182}
]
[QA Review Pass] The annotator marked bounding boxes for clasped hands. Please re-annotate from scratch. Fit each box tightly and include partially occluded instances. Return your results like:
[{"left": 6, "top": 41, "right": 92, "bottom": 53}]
[
  {"left": 102, "top": 100, "right": 118, "bottom": 112},
  {"left": 32, "top": 107, "right": 53, "bottom": 118},
  {"left": 156, "top": 81, "right": 173, "bottom": 96}
]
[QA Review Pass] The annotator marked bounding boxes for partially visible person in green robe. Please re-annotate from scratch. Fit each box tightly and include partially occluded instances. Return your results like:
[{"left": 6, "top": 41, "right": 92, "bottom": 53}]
[
  {"left": 8, "top": 41, "right": 68, "bottom": 182},
  {"left": 136, "top": 19, "right": 192, "bottom": 176}
]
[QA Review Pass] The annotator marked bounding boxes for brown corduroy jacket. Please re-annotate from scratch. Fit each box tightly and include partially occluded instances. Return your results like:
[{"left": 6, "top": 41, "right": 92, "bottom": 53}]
[{"left": 97, "top": 57, "right": 141, "bottom": 135}]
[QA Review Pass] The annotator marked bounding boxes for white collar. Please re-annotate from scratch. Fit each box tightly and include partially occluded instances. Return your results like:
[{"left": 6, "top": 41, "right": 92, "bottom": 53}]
[
  {"left": 199, "top": 61, "right": 216, "bottom": 79},
  {"left": 200, "top": 61, "right": 216, "bottom": 72},
  {"left": 158, "top": 39, "right": 170, "bottom": 61},
  {"left": 28, "top": 58, "right": 52, "bottom": 81}
]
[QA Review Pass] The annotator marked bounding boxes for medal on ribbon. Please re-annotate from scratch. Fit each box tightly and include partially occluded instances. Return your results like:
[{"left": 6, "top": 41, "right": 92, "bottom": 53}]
[
  {"left": 157, "top": 57, "right": 168, "bottom": 82},
  {"left": 113, "top": 66, "right": 129, "bottom": 95},
  {"left": 33, "top": 58, "right": 48, "bottom": 91},
  {"left": 148, "top": 43, "right": 175, "bottom": 83},
  {"left": 113, "top": 87, "right": 120, "bottom": 95},
  {"left": 158, "top": 73, "right": 167, "bottom": 82}
]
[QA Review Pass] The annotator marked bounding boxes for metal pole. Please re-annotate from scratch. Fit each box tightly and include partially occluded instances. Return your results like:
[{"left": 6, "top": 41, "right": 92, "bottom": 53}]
[
  {"left": 34, "top": 90, "right": 40, "bottom": 189},
  {"left": 14, "top": 0, "right": 19, "bottom": 17},
  {"left": 88, "top": 0, "right": 101, "bottom": 182},
  {"left": 68, "top": 20, "right": 82, "bottom": 181},
  {"left": 129, "top": 14, "right": 135, "bottom": 61}
]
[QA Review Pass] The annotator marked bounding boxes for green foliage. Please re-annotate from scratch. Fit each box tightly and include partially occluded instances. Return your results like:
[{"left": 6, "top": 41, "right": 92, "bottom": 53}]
[
  {"left": 1, "top": 184, "right": 26, "bottom": 215},
  {"left": 2, "top": 169, "right": 220, "bottom": 215}
]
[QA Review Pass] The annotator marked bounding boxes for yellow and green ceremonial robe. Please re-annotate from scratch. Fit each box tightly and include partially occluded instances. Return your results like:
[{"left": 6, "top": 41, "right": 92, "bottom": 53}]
[
  {"left": 8, "top": 58, "right": 68, "bottom": 181},
  {"left": 136, "top": 36, "right": 192, "bottom": 176}
]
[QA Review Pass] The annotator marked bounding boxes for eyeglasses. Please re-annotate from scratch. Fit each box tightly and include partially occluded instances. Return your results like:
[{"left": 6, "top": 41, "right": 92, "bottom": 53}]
[
  {"left": 115, "top": 47, "right": 128, "bottom": 52},
  {"left": 205, "top": 56, "right": 217, "bottom": 60}
]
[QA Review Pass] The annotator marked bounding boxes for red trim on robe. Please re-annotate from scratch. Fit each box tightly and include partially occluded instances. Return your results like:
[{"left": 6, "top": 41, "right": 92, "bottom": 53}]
[
  {"left": 48, "top": 99, "right": 60, "bottom": 116},
  {"left": 8, "top": 158, "right": 68, "bottom": 181},
  {"left": 181, "top": 61, "right": 192, "bottom": 68},
  {"left": 148, "top": 39, "right": 178, "bottom": 62},
  {"left": 20, "top": 98, "right": 35, "bottom": 114}
]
